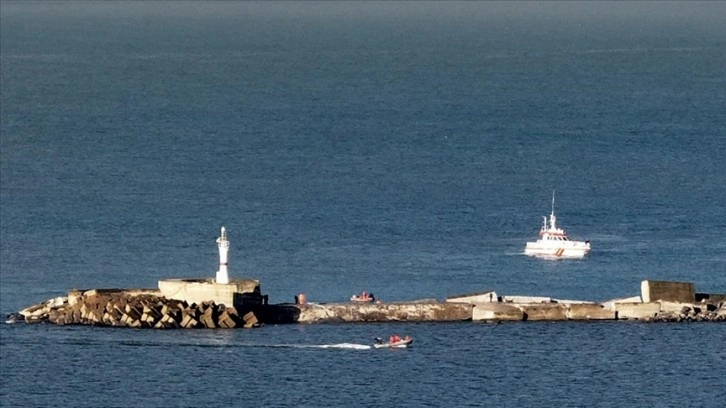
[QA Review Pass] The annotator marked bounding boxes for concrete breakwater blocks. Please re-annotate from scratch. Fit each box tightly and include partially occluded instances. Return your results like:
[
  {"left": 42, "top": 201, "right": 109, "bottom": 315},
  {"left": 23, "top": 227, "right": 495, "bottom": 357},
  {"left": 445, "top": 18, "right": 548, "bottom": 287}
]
[
  {"left": 503, "top": 296, "right": 552, "bottom": 304},
  {"left": 601, "top": 296, "right": 642, "bottom": 310},
  {"left": 641, "top": 280, "right": 695, "bottom": 303},
  {"left": 296, "top": 302, "right": 473, "bottom": 323},
  {"left": 515, "top": 304, "right": 568, "bottom": 321},
  {"left": 659, "top": 301, "right": 705, "bottom": 314},
  {"left": 14, "top": 278, "right": 726, "bottom": 326},
  {"left": 19, "top": 289, "right": 259, "bottom": 329},
  {"left": 472, "top": 303, "right": 523, "bottom": 321},
  {"left": 613, "top": 302, "right": 661, "bottom": 320},
  {"left": 446, "top": 291, "right": 498, "bottom": 304},
  {"left": 471, "top": 303, "right": 615, "bottom": 322},
  {"left": 565, "top": 304, "right": 616, "bottom": 320}
]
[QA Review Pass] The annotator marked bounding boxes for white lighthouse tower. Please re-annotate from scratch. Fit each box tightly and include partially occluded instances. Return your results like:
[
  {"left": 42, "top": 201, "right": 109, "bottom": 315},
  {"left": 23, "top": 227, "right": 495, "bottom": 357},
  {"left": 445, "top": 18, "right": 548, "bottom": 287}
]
[{"left": 215, "top": 226, "right": 230, "bottom": 284}]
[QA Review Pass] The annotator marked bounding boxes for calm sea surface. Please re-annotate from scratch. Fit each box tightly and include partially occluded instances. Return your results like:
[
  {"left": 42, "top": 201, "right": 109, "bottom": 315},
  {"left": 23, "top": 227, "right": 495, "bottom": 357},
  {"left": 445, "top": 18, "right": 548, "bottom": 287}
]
[{"left": 1, "top": 2, "right": 725, "bottom": 407}]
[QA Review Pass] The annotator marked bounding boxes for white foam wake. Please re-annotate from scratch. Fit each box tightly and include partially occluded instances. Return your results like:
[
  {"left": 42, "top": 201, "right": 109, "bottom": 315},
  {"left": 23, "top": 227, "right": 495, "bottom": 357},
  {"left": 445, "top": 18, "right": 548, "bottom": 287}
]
[{"left": 302, "top": 343, "right": 372, "bottom": 350}]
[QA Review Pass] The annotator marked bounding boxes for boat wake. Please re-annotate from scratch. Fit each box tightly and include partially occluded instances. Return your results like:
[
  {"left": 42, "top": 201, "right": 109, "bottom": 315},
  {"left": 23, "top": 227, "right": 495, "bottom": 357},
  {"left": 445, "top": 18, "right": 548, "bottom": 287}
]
[
  {"left": 223, "top": 342, "right": 373, "bottom": 350},
  {"left": 31, "top": 338, "right": 376, "bottom": 350},
  {"left": 134, "top": 341, "right": 373, "bottom": 350},
  {"left": 286, "top": 343, "right": 372, "bottom": 350}
]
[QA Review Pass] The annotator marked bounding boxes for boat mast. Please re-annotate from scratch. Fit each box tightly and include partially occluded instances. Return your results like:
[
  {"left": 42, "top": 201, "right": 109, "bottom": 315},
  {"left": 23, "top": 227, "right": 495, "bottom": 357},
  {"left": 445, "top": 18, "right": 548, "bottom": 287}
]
[{"left": 550, "top": 190, "right": 556, "bottom": 230}]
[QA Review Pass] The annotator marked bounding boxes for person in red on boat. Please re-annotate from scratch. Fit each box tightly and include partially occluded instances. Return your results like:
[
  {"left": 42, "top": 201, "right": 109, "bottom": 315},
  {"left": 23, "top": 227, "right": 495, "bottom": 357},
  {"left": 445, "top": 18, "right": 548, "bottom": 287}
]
[{"left": 390, "top": 334, "right": 401, "bottom": 343}]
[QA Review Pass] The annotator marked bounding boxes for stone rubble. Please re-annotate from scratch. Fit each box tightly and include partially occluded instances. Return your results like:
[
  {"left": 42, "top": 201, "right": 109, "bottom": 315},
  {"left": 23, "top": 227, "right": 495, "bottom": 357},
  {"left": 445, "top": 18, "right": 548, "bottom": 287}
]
[
  {"left": 16, "top": 289, "right": 261, "bottom": 329},
  {"left": 642, "top": 302, "right": 726, "bottom": 323}
]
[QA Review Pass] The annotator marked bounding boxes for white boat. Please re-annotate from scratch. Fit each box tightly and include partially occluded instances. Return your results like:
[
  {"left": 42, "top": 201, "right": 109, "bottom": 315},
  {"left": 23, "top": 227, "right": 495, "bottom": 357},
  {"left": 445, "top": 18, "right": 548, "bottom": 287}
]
[
  {"left": 524, "top": 192, "right": 590, "bottom": 259},
  {"left": 373, "top": 337, "right": 413, "bottom": 348},
  {"left": 350, "top": 291, "right": 375, "bottom": 302}
]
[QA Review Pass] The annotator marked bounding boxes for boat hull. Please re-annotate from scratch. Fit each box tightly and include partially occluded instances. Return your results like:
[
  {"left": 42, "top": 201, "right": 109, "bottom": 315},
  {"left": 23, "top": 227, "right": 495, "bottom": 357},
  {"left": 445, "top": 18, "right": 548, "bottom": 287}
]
[
  {"left": 373, "top": 339, "right": 413, "bottom": 348},
  {"left": 524, "top": 243, "right": 590, "bottom": 258}
]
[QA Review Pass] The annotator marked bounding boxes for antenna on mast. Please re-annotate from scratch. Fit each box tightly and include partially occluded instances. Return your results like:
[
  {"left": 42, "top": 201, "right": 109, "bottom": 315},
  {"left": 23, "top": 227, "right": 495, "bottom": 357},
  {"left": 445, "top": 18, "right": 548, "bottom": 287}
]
[{"left": 549, "top": 190, "right": 557, "bottom": 230}]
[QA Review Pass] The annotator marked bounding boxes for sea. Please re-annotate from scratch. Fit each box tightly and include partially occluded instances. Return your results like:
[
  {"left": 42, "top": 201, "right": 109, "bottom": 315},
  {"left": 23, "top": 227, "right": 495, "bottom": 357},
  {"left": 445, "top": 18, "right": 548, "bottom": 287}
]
[{"left": 1, "top": 2, "right": 725, "bottom": 407}]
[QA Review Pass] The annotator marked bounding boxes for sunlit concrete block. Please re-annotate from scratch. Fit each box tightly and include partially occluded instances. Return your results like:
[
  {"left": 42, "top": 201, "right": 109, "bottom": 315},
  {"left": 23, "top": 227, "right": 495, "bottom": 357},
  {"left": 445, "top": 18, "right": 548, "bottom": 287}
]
[
  {"left": 566, "top": 303, "right": 615, "bottom": 320},
  {"left": 614, "top": 302, "right": 661, "bottom": 320},
  {"left": 641, "top": 280, "right": 695, "bottom": 303},
  {"left": 516, "top": 304, "right": 567, "bottom": 321},
  {"left": 472, "top": 303, "right": 523, "bottom": 321}
]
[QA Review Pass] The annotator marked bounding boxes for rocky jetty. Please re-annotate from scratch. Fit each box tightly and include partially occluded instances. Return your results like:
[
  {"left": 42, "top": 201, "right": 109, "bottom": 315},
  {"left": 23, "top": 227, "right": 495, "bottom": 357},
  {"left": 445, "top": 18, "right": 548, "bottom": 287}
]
[
  {"left": 16, "top": 289, "right": 260, "bottom": 329},
  {"left": 9, "top": 280, "right": 726, "bottom": 328}
]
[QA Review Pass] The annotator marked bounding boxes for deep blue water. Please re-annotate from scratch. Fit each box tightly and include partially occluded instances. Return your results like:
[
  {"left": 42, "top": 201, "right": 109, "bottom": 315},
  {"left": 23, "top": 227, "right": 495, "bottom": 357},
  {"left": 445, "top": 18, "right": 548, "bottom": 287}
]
[{"left": 1, "top": 2, "right": 725, "bottom": 407}]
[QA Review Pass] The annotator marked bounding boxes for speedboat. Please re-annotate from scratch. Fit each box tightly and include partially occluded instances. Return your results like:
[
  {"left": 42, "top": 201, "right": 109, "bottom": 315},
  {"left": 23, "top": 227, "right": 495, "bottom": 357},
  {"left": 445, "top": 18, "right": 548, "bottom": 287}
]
[
  {"left": 373, "top": 337, "right": 413, "bottom": 348},
  {"left": 524, "top": 192, "right": 590, "bottom": 259}
]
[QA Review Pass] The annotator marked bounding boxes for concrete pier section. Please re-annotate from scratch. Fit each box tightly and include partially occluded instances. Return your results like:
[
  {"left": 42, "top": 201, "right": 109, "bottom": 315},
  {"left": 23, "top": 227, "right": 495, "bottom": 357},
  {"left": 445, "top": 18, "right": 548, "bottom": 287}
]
[
  {"left": 450, "top": 280, "right": 724, "bottom": 323},
  {"left": 471, "top": 303, "right": 524, "bottom": 321},
  {"left": 295, "top": 301, "right": 472, "bottom": 323}
]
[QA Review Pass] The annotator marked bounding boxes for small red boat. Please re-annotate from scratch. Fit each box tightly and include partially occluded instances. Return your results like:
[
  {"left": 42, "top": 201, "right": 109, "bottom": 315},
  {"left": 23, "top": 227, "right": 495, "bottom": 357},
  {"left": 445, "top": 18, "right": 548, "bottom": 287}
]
[{"left": 350, "top": 291, "right": 375, "bottom": 302}]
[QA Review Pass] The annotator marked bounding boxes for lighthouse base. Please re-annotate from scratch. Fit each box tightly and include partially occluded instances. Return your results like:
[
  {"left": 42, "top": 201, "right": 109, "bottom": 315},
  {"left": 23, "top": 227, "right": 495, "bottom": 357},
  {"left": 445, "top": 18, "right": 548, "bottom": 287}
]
[
  {"left": 158, "top": 278, "right": 260, "bottom": 307},
  {"left": 215, "top": 271, "right": 229, "bottom": 285}
]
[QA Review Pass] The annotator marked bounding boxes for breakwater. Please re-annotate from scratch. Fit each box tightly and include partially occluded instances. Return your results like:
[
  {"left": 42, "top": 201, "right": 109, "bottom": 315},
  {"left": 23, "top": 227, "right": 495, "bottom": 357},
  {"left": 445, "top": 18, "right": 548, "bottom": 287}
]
[
  {"left": 15, "top": 289, "right": 260, "bottom": 329},
  {"left": 9, "top": 280, "right": 726, "bottom": 328}
]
